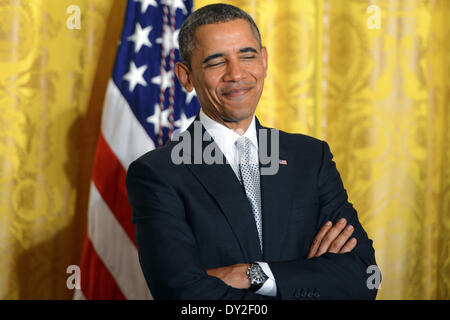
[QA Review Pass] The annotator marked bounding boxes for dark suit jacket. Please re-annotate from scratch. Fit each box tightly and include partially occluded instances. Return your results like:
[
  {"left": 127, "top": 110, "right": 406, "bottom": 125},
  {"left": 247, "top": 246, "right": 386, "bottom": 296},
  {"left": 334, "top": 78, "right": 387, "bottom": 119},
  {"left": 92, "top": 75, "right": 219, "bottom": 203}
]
[{"left": 126, "top": 116, "right": 378, "bottom": 300}]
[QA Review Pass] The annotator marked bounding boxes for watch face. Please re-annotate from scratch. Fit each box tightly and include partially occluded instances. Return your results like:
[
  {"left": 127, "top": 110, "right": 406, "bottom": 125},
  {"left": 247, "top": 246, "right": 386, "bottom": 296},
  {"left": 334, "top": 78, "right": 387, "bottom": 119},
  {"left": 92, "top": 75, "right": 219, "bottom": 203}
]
[{"left": 249, "top": 264, "right": 268, "bottom": 285}]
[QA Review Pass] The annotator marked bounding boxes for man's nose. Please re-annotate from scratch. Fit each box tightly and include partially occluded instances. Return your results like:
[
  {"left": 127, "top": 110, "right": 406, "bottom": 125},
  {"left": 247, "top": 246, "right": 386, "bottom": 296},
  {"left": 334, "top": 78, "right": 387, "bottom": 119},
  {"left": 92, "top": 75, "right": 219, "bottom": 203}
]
[{"left": 223, "top": 59, "right": 245, "bottom": 82}]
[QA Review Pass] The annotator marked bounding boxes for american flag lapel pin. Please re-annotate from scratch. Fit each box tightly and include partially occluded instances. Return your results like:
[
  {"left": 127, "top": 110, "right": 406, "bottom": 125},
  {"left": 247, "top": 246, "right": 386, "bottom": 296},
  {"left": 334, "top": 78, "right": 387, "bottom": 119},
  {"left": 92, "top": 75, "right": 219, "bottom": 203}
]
[{"left": 279, "top": 159, "right": 288, "bottom": 165}]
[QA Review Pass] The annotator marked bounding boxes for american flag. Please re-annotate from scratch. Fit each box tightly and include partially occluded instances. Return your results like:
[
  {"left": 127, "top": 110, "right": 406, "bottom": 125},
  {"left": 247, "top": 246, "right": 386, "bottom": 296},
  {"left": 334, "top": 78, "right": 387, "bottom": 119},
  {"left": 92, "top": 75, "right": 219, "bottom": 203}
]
[{"left": 76, "top": 0, "right": 199, "bottom": 300}]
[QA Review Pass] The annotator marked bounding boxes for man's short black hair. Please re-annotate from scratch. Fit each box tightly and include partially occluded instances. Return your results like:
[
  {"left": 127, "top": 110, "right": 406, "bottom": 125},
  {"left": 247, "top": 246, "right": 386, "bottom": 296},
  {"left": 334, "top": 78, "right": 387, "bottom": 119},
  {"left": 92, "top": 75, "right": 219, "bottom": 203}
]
[{"left": 178, "top": 3, "right": 262, "bottom": 70}]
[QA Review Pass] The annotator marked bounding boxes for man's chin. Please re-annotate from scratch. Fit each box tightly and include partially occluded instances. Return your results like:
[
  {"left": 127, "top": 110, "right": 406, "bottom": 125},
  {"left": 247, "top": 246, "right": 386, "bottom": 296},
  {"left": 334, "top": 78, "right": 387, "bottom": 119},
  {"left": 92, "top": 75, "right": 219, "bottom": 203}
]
[{"left": 221, "top": 111, "right": 255, "bottom": 124}]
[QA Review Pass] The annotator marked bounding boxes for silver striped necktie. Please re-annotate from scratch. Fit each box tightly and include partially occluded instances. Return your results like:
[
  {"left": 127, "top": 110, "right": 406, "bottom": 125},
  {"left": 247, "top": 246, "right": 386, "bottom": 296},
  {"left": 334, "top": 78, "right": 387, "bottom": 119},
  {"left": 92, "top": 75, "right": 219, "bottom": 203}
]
[{"left": 236, "top": 136, "right": 263, "bottom": 251}]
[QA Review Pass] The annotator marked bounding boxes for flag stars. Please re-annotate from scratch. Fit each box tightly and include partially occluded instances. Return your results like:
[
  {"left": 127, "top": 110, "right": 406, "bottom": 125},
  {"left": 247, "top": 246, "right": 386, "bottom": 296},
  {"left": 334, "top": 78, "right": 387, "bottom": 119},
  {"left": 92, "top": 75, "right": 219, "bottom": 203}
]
[
  {"left": 146, "top": 104, "right": 171, "bottom": 134},
  {"left": 183, "top": 88, "right": 197, "bottom": 104},
  {"left": 123, "top": 61, "right": 148, "bottom": 92},
  {"left": 151, "top": 69, "right": 173, "bottom": 91},
  {"left": 155, "top": 26, "right": 180, "bottom": 56},
  {"left": 175, "top": 111, "right": 195, "bottom": 132},
  {"left": 128, "top": 23, "right": 153, "bottom": 53},
  {"left": 134, "top": 0, "right": 158, "bottom": 14}
]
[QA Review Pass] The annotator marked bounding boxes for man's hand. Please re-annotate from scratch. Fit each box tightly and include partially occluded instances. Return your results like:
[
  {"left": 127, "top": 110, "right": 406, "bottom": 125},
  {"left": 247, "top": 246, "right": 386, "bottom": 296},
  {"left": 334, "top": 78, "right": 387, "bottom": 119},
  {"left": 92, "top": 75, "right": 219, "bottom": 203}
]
[
  {"left": 307, "top": 218, "right": 357, "bottom": 259},
  {"left": 207, "top": 218, "right": 357, "bottom": 289},
  {"left": 206, "top": 263, "right": 251, "bottom": 289}
]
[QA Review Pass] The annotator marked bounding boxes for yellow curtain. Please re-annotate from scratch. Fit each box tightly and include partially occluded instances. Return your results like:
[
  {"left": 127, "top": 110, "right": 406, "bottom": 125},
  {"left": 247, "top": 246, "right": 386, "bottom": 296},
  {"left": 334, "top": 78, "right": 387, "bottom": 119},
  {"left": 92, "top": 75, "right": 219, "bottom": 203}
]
[
  {"left": 0, "top": 0, "right": 126, "bottom": 299},
  {"left": 196, "top": 0, "right": 450, "bottom": 299},
  {"left": 0, "top": 0, "right": 448, "bottom": 300}
]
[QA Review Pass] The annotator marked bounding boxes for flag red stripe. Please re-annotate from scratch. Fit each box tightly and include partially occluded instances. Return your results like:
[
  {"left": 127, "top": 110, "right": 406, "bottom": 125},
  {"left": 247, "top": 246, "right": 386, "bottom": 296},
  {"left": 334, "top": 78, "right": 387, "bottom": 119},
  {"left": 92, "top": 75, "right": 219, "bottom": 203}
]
[
  {"left": 79, "top": 236, "right": 126, "bottom": 300},
  {"left": 92, "top": 133, "right": 136, "bottom": 246}
]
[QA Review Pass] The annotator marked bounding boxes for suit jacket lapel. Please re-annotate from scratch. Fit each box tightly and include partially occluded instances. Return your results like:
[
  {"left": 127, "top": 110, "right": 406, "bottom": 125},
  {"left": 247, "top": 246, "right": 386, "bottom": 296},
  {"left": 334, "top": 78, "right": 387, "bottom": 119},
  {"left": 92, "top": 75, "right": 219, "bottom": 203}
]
[
  {"left": 256, "top": 120, "right": 295, "bottom": 262},
  {"left": 182, "top": 115, "right": 263, "bottom": 261}
]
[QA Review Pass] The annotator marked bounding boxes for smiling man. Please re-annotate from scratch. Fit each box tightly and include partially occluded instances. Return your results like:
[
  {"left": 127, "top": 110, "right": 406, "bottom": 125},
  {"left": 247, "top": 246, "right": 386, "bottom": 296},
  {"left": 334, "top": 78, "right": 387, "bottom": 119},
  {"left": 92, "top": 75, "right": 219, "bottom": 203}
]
[
  {"left": 176, "top": 18, "right": 267, "bottom": 132},
  {"left": 126, "top": 3, "right": 379, "bottom": 300}
]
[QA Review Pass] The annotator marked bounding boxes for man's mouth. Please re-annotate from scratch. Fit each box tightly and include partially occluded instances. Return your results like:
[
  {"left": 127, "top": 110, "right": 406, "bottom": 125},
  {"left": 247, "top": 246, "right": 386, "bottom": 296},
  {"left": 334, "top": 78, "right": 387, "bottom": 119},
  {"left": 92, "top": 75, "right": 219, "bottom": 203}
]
[{"left": 221, "top": 85, "right": 254, "bottom": 99}]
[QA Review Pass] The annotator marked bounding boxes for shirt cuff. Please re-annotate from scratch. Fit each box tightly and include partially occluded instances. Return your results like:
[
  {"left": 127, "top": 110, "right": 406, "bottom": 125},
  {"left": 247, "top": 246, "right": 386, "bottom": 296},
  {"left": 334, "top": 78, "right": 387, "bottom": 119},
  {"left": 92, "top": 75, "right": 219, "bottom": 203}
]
[{"left": 254, "top": 262, "right": 277, "bottom": 297}]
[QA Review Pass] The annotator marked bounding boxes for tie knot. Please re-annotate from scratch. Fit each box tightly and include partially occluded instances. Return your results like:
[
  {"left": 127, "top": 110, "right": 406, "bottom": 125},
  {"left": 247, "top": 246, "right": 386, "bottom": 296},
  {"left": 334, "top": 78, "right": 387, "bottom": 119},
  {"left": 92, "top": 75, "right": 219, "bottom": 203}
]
[
  {"left": 236, "top": 136, "right": 255, "bottom": 166},
  {"left": 236, "top": 136, "right": 251, "bottom": 153}
]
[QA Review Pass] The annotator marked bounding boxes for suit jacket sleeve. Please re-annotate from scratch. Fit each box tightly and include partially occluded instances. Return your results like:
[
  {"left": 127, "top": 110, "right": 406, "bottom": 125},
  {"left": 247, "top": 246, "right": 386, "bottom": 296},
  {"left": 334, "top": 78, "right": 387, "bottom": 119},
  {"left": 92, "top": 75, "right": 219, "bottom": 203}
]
[
  {"left": 268, "top": 141, "right": 379, "bottom": 300},
  {"left": 126, "top": 157, "right": 276, "bottom": 300}
]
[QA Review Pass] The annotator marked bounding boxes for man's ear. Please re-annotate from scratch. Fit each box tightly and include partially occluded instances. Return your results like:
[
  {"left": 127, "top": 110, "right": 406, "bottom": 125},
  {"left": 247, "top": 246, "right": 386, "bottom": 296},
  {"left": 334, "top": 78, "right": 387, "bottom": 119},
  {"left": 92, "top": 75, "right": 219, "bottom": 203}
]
[
  {"left": 175, "top": 62, "right": 194, "bottom": 92},
  {"left": 261, "top": 46, "right": 268, "bottom": 78}
]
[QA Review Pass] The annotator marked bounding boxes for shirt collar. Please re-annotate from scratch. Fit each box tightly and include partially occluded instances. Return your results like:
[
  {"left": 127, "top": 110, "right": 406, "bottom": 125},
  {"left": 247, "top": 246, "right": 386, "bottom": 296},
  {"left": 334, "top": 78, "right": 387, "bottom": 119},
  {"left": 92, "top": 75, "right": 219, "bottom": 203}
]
[{"left": 199, "top": 109, "right": 259, "bottom": 153}]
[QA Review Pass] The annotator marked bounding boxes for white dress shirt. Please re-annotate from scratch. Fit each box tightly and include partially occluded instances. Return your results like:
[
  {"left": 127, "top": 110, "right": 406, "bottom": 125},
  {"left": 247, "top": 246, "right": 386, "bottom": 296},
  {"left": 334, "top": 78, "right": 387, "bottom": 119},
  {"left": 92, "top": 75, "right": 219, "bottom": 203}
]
[{"left": 199, "top": 110, "right": 277, "bottom": 297}]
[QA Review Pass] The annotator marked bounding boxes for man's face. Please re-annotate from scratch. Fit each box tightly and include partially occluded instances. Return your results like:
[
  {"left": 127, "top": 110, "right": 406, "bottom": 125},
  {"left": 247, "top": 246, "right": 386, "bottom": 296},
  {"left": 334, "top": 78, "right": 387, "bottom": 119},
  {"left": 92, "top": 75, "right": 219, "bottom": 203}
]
[{"left": 177, "top": 19, "right": 268, "bottom": 128}]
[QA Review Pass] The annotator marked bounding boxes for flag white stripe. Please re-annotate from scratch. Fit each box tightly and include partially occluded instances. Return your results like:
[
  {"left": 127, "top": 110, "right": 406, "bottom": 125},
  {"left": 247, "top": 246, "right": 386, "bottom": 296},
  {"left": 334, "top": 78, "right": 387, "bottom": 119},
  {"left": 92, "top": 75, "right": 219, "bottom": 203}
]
[
  {"left": 101, "top": 79, "right": 155, "bottom": 170},
  {"left": 88, "top": 183, "right": 152, "bottom": 300}
]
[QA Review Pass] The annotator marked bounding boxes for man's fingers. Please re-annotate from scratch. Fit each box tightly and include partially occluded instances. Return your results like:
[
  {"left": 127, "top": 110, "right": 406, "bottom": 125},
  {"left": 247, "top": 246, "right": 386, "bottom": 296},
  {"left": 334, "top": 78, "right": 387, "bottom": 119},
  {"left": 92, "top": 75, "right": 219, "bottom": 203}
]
[
  {"left": 328, "top": 224, "right": 354, "bottom": 253},
  {"left": 339, "top": 237, "right": 357, "bottom": 253},
  {"left": 316, "top": 218, "right": 347, "bottom": 256},
  {"left": 307, "top": 218, "right": 358, "bottom": 259},
  {"left": 307, "top": 221, "right": 332, "bottom": 259}
]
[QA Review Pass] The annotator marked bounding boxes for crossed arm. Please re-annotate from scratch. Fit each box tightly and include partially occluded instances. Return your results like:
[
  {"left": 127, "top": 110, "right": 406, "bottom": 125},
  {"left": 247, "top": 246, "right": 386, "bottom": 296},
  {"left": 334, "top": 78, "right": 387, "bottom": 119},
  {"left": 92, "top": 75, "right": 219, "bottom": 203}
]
[
  {"left": 127, "top": 141, "right": 378, "bottom": 299},
  {"left": 206, "top": 217, "right": 358, "bottom": 290},
  {"left": 206, "top": 142, "right": 378, "bottom": 299}
]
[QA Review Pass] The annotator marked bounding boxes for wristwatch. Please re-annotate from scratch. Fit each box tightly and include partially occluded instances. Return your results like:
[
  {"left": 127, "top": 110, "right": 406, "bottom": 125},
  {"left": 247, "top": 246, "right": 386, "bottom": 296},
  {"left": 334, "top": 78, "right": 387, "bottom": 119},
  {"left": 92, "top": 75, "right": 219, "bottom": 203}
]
[{"left": 246, "top": 262, "right": 269, "bottom": 292}]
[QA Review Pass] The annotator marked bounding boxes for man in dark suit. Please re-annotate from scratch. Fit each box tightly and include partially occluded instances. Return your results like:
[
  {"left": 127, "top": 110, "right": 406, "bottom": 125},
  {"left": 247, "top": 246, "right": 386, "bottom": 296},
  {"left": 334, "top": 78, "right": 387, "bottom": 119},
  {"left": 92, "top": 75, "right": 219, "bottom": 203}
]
[{"left": 126, "top": 3, "right": 379, "bottom": 300}]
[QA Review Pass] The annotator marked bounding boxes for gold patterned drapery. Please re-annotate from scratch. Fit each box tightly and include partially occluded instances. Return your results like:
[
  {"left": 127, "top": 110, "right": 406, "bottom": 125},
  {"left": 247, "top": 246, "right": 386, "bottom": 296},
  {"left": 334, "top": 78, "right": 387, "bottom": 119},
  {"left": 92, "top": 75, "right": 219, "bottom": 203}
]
[
  {"left": 0, "top": 0, "right": 448, "bottom": 299},
  {"left": 0, "top": 0, "right": 127, "bottom": 299},
  {"left": 196, "top": 0, "right": 450, "bottom": 299}
]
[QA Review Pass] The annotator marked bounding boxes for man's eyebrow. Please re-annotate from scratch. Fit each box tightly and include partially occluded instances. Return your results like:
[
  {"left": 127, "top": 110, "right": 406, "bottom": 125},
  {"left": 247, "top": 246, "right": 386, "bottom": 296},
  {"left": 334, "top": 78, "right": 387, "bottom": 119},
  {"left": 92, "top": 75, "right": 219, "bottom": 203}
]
[
  {"left": 203, "top": 53, "right": 224, "bottom": 64},
  {"left": 239, "top": 47, "right": 258, "bottom": 54},
  {"left": 202, "top": 47, "right": 259, "bottom": 64}
]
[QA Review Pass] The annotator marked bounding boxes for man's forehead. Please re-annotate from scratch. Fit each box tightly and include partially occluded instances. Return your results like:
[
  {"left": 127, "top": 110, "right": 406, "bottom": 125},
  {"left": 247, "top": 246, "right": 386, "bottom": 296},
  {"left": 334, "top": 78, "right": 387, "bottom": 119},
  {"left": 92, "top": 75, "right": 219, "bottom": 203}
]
[{"left": 193, "top": 19, "right": 257, "bottom": 44}]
